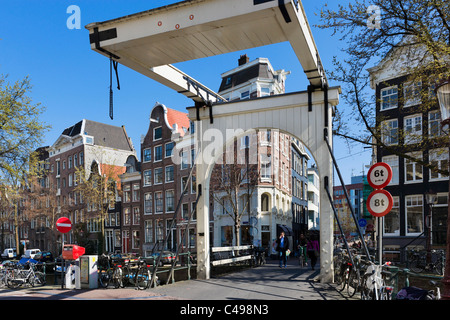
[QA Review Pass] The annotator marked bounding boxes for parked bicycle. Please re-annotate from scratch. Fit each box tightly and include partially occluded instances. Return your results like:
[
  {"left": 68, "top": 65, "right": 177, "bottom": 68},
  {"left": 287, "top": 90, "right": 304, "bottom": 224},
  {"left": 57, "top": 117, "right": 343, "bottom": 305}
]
[
  {"left": 121, "top": 257, "right": 158, "bottom": 290},
  {"left": 5, "top": 262, "right": 46, "bottom": 289},
  {"left": 98, "top": 253, "right": 115, "bottom": 288},
  {"left": 408, "top": 249, "right": 445, "bottom": 275},
  {"left": 252, "top": 247, "right": 266, "bottom": 267},
  {"left": 360, "top": 261, "right": 393, "bottom": 300}
]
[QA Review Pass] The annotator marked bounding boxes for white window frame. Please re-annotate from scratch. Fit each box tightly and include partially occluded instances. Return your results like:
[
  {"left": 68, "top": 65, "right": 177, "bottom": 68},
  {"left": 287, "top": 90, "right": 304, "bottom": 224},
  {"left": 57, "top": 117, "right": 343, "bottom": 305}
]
[
  {"left": 381, "top": 119, "right": 398, "bottom": 145},
  {"left": 381, "top": 155, "right": 399, "bottom": 185},
  {"left": 405, "top": 152, "right": 423, "bottom": 183},
  {"left": 429, "top": 110, "right": 443, "bottom": 138},
  {"left": 405, "top": 195, "right": 424, "bottom": 236},
  {"left": 429, "top": 148, "right": 449, "bottom": 181},
  {"left": 143, "top": 148, "right": 152, "bottom": 163},
  {"left": 380, "top": 86, "right": 398, "bottom": 110},
  {"left": 403, "top": 80, "right": 422, "bottom": 107},
  {"left": 403, "top": 114, "right": 422, "bottom": 144}
]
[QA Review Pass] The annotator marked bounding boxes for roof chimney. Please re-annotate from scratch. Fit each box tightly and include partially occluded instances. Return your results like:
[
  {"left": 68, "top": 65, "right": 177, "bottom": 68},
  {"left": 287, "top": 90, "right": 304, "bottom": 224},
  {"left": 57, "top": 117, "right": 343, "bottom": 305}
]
[{"left": 238, "top": 54, "right": 249, "bottom": 66}]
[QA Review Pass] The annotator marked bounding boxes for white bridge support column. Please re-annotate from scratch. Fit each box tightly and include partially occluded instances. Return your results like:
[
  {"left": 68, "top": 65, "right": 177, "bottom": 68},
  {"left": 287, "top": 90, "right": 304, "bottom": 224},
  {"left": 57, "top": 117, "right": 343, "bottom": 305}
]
[
  {"left": 190, "top": 88, "right": 339, "bottom": 283},
  {"left": 195, "top": 120, "right": 211, "bottom": 280}
]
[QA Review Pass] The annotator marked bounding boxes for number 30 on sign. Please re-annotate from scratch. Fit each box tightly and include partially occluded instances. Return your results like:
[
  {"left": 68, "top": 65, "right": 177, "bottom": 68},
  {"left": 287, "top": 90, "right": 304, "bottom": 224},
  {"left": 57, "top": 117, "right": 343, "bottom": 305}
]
[{"left": 367, "top": 190, "right": 393, "bottom": 217}]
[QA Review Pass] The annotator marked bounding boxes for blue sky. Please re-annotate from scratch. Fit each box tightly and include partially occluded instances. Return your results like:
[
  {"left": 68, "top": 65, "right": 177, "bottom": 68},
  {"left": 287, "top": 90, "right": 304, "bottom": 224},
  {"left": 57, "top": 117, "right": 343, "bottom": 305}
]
[{"left": 0, "top": 0, "right": 372, "bottom": 185}]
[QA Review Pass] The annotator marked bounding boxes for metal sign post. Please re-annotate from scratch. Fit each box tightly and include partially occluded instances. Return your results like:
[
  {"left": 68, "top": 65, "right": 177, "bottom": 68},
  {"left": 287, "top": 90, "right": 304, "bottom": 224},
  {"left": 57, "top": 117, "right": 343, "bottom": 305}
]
[
  {"left": 367, "top": 163, "right": 393, "bottom": 265},
  {"left": 56, "top": 217, "right": 72, "bottom": 289}
]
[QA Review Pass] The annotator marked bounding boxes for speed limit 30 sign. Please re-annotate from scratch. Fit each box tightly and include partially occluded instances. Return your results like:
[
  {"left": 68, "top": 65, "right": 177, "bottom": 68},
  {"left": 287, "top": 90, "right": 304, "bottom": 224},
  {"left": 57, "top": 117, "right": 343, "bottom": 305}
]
[
  {"left": 367, "top": 162, "right": 392, "bottom": 189},
  {"left": 367, "top": 190, "right": 393, "bottom": 217}
]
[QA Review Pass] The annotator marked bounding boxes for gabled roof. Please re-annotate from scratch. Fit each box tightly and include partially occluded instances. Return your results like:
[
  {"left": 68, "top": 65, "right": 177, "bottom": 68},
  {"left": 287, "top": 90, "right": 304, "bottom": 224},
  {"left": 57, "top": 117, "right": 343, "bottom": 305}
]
[{"left": 51, "top": 119, "right": 135, "bottom": 152}]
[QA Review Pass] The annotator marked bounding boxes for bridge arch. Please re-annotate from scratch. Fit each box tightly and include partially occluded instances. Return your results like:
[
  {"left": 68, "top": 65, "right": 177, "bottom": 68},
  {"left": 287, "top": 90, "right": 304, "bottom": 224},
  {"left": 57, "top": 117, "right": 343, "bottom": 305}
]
[{"left": 188, "top": 88, "right": 340, "bottom": 283}]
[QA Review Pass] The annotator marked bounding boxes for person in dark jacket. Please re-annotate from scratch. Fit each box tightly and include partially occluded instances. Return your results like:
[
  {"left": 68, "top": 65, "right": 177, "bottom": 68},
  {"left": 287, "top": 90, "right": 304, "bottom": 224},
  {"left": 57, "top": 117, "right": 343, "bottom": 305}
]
[{"left": 276, "top": 231, "right": 290, "bottom": 268}]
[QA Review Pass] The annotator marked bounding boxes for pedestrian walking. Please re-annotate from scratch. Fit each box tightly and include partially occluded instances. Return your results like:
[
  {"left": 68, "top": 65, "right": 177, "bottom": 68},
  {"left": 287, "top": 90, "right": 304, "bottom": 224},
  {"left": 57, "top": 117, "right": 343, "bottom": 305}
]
[
  {"left": 276, "top": 231, "right": 289, "bottom": 268},
  {"left": 306, "top": 236, "right": 319, "bottom": 270}
]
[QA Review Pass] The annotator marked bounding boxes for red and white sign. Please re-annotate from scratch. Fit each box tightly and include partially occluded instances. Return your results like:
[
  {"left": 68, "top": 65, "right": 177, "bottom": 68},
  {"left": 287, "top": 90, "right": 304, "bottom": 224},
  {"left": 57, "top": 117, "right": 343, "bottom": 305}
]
[
  {"left": 367, "top": 190, "right": 393, "bottom": 217},
  {"left": 367, "top": 162, "right": 393, "bottom": 189},
  {"left": 56, "top": 217, "right": 72, "bottom": 233}
]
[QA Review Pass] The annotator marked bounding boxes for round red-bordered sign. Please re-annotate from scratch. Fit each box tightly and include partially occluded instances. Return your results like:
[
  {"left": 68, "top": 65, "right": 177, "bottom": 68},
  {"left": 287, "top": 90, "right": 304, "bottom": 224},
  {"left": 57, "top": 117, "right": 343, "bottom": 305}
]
[
  {"left": 56, "top": 217, "right": 72, "bottom": 233},
  {"left": 367, "top": 190, "right": 393, "bottom": 217},
  {"left": 367, "top": 162, "right": 393, "bottom": 189}
]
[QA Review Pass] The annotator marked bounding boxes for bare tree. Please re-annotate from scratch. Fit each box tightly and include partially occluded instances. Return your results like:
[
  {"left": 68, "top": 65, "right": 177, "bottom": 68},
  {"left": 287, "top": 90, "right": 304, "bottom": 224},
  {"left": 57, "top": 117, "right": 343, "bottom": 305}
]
[
  {"left": 316, "top": 0, "right": 450, "bottom": 173},
  {"left": 210, "top": 138, "right": 260, "bottom": 247}
]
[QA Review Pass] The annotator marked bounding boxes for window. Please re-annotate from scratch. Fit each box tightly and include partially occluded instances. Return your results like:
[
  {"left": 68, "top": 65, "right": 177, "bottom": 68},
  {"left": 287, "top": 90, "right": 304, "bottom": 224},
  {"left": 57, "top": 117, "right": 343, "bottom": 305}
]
[
  {"left": 261, "top": 155, "right": 272, "bottom": 180},
  {"left": 132, "top": 184, "right": 140, "bottom": 202},
  {"left": 181, "top": 150, "right": 189, "bottom": 170},
  {"left": 404, "top": 114, "right": 422, "bottom": 144},
  {"left": 154, "top": 168, "right": 163, "bottom": 184},
  {"left": 132, "top": 230, "right": 140, "bottom": 249},
  {"left": 260, "top": 87, "right": 270, "bottom": 97},
  {"left": 405, "top": 152, "right": 423, "bottom": 183},
  {"left": 182, "top": 203, "right": 190, "bottom": 220},
  {"left": 165, "top": 165, "right": 174, "bottom": 182},
  {"left": 241, "top": 90, "right": 249, "bottom": 100},
  {"left": 166, "top": 190, "right": 175, "bottom": 212},
  {"left": 154, "top": 146, "right": 163, "bottom": 162},
  {"left": 165, "top": 142, "right": 174, "bottom": 158},
  {"left": 241, "top": 136, "right": 250, "bottom": 149},
  {"left": 181, "top": 176, "right": 188, "bottom": 195},
  {"left": 143, "top": 148, "right": 152, "bottom": 162},
  {"left": 384, "top": 196, "right": 400, "bottom": 236},
  {"left": 191, "top": 174, "right": 196, "bottom": 194},
  {"left": 68, "top": 156, "right": 72, "bottom": 169},
  {"left": 155, "top": 192, "right": 163, "bottom": 213},
  {"left": 123, "top": 208, "right": 131, "bottom": 225},
  {"left": 381, "top": 119, "right": 398, "bottom": 145},
  {"left": 123, "top": 185, "right": 131, "bottom": 203},
  {"left": 144, "top": 220, "right": 153, "bottom": 243},
  {"left": 406, "top": 195, "right": 423, "bottom": 235},
  {"left": 189, "top": 121, "right": 195, "bottom": 134},
  {"left": 429, "top": 148, "right": 449, "bottom": 180},
  {"left": 381, "top": 155, "right": 399, "bottom": 184},
  {"left": 380, "top": 86, "right": 398, "bottom": 110},
  {"left": 261, "top": 194, "right": 270, "bottom": 212},
  {"left": 153, "top": 127, "right": 162, "bottom": 140},
  {"left": 133, "top": 207, "right": 140, "bottom": 225},
  {"left": 144, "top": 193, "right": 152, "bottom": 214},
  {"left": 403, "top": 80, "right": 422, "bottom": 107},
  {"left": 429, "top": 111, "right": 443, "bottom": 138},
  {"left": 143, "top": 169, "right": 152, "bottom": 186}
]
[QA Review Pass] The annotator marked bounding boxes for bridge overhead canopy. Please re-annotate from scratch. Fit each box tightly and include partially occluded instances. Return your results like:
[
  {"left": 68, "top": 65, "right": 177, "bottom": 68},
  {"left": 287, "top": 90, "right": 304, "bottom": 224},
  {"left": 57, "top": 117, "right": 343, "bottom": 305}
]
[{"left": 86, "top": 0, "right": 327, "bottom": 101}]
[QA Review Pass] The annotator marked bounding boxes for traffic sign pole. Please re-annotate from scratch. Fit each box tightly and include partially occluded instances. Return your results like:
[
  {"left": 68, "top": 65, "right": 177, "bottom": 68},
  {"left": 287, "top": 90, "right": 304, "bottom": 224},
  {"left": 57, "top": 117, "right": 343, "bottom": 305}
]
[
  {"left": 367, "top": 162, "right": 393, "bottom": 265},
  {"left": 56, "top": 217, "right": 72, "bottom": 289}
]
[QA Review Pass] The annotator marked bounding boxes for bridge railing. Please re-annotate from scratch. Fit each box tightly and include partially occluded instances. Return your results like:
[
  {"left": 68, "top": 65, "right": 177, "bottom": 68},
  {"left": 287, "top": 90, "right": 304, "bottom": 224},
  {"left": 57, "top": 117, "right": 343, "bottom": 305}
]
[{"left": 211, "top": 245, "right": 253, "bottom": 266}]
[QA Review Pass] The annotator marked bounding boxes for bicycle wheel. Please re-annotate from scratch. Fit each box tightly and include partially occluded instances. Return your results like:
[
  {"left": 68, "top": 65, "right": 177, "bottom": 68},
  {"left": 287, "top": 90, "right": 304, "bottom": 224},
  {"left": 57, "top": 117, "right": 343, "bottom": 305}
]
[
  {"left": 336, "top": 267, "right": 347, "bottom": 292},
  {"left": 433, "top": 260, "right": 444, "bottom": 275},
  {"left": 121, "top": 265, "right": 131, "bottom": 287},
  {"left": 34, "top": 271, "right": 46, "bottom": 286},
  {"left": 409, "top": 255, "right": 424, "bottom": 273},
  {"left": 99, "top": 268, "right": 112, "bottom": 288},
  {"left": 112, "top": 267, "right": 123, "bottom": 288},
  {"left": 136, "top": 267, "right": 150, "bottom": 290},
  {"left": 347, "top": 268, "right": 360, "bottom": 298}
]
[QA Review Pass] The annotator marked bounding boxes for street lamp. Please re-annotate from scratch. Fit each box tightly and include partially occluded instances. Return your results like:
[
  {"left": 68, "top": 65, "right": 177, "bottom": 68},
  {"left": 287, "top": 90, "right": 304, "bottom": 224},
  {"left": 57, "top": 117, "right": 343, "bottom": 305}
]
[{"left": 436, "top": 78, "right": 450, "bottom": 300}]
